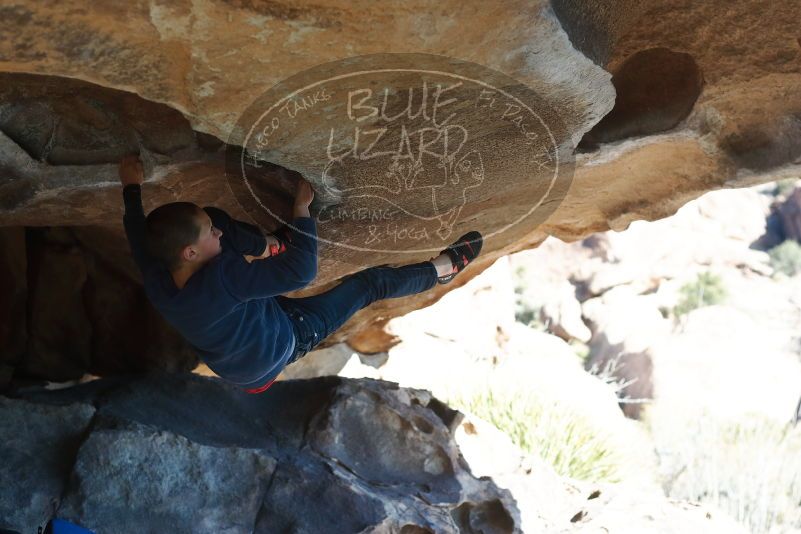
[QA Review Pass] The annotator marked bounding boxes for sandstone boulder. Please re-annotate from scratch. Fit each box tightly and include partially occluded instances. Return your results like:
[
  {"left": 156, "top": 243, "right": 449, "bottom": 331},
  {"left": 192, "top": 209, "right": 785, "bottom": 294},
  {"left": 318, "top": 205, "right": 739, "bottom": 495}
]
[{"left": 1, "top": 0, "right": 800, "bottom": 401}]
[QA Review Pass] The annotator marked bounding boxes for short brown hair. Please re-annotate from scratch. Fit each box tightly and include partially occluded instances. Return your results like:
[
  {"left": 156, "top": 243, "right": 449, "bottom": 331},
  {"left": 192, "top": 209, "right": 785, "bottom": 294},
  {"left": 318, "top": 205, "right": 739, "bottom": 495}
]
[{"left": 145, "top": 202, "right": 204, "bottom": 270}]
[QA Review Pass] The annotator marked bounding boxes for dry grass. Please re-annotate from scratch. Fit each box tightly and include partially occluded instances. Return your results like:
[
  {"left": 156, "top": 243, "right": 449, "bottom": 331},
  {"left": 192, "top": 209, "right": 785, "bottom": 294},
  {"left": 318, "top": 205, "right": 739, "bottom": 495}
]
[
  {"left": 647, "top": 408, "right": 801, "bottom": 534},
  {"left": 445, "top": 386, "right": 626, "bottom": 483}
]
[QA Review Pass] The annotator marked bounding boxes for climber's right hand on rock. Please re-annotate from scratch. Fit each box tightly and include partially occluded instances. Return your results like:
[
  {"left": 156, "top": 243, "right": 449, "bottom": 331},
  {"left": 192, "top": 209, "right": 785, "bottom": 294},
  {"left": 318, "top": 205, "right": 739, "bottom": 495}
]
[{"left": 119, "top": 154, "right": 144, "bottom": 187}]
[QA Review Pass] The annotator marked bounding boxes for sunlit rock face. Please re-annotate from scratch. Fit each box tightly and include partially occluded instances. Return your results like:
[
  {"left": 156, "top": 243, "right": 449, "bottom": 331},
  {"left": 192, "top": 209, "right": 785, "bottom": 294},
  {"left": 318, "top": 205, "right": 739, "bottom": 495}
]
[
  {"left": 0, "top": 0, "right": 800, "bottom": 383},
  {"left": 549, "top": 0, "right": 801, "bottom": 237}
]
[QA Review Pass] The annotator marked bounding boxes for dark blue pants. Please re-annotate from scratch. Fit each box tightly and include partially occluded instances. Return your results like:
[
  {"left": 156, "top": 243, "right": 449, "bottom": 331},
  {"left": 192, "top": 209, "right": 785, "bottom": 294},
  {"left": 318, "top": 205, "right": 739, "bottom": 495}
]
[{"left": 275, "top": 261, "right": 438, "bottom": 363}]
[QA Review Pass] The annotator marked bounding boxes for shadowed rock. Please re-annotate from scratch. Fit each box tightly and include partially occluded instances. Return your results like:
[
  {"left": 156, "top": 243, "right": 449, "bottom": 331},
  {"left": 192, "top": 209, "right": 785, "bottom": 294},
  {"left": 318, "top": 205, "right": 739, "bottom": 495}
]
[{"left": 1, "top": 374, "right": 521, "bottom": 533}]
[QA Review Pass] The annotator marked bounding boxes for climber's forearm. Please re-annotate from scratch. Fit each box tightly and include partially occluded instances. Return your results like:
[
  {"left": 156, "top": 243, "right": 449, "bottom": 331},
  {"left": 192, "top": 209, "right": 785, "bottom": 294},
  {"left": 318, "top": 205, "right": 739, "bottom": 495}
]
[
  {"left": 122, "top": 184, "right": 158, "bottom": 275},
  {"left": 293, "top": 205, "right": 310, "bottom": 218}
]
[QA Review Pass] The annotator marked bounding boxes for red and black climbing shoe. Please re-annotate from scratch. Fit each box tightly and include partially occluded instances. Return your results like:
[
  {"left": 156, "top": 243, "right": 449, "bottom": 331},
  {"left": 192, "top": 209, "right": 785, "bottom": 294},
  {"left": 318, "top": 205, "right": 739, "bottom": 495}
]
[
  {"left": 269, "top": 224, "right": 293, "bottom": 256},
  {"left": 436, "top": 230, "right": 483, "bottom": 285}
]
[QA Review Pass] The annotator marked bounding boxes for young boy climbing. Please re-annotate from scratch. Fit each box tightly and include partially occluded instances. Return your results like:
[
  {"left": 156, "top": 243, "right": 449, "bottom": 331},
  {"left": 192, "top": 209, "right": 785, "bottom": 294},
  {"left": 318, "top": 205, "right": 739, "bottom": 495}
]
[{"left": 119, "top": 154, "right": 483, "bottom": 393}]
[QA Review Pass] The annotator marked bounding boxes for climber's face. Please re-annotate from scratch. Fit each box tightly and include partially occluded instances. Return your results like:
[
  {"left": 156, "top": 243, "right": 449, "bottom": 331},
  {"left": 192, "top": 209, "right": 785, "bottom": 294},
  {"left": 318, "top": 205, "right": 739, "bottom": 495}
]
[
  {"left": 194, "top": 212, "right": 223, "bottom": 260},
  {"left": 181, "top": 211, "right": 223, "bottom": 264}
]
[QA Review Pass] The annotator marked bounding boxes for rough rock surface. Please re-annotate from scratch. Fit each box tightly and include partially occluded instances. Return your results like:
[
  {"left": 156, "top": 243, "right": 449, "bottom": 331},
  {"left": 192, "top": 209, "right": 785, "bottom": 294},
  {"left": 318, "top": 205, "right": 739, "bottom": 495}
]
[
  {"left": 0, "top": 225, "right": 199, "bottom": 386},
  {"left": 1, "top": 0, "right": 800, "bottom": 383},
  {"left": 0, "top": 374, "right": 519, "bottom": 533},
  {"left": 0, "top": 398, "right": 95, "bottom": 530}
]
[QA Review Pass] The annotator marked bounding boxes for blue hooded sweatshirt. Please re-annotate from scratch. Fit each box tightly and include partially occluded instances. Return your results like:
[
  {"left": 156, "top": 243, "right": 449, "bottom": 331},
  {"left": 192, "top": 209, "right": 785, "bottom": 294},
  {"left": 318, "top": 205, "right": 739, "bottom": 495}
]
[{"left": 121, "top": 184, "right": 317, "bottom": 390}]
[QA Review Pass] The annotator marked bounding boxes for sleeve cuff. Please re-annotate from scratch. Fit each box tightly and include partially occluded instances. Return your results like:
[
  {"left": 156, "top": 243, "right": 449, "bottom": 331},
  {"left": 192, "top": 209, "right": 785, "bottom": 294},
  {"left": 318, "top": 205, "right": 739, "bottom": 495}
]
[
  {"left": 291, "top": 216, "right": 316, "bottom": 232},
  {"left": 123, "top": 184, "right": 143, "bottom": 212},
  {"left": 123, "top": 183, "right": 142, "bottom": 198}
]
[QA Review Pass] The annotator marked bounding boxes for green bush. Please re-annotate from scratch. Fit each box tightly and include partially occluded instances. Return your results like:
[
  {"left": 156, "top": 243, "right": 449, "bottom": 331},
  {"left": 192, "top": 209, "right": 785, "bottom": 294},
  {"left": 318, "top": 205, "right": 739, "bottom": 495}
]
[
  {"left": 648, "top": 412, "right": 801, "bottom": 534},
  {"left": 445, "top": 387, "right": 624, "bottom": 483},
  {"left": 569, "top": 339, "right": 591, "bottom": 365},
  {"left": 514, "top": 302, "right": 545, "bottom": 329},
  {"left": 769, "top": 240, "right": 801, "bottom": 277},
  {"left": 773, "top": 178, "right": 799, "bottom": 198},
  {"left": 513, "top": 265, "right": 547, "bottom": 330},
  {"left": 672, "top": 271, "right": 727, "bottom": 317}
]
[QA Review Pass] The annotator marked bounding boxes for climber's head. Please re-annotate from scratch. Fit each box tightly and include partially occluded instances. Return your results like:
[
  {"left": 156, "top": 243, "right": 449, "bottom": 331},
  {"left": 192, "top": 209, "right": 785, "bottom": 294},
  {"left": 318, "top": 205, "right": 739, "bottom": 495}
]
[{"left": 145, "top": 203, "right": 223, "bottom": 271}]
